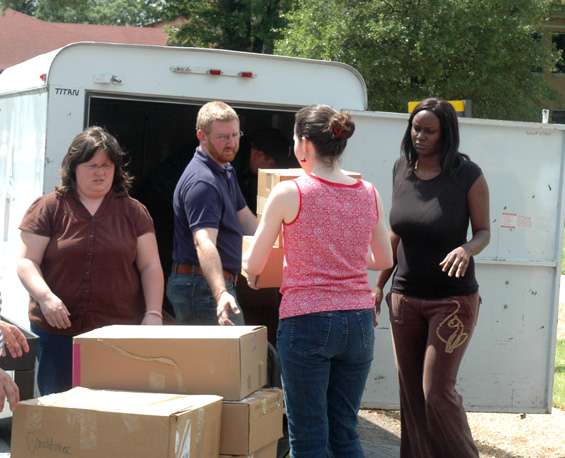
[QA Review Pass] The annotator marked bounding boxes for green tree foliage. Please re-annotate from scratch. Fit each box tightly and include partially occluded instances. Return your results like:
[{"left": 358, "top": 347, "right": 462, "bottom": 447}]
[
  {"left": 1, "top": 0, "right": 164, "bottom": 26},
  {"left": 0, "top": 0, "right": 36, "bottom": 14},
  {"left": 276, "top": 0, "right": 562, "bottom": 121},
  {"left": 38, "top": 0, "right": 165, "bottom": 26},
  {"left": 163, "top": 0, "right": 293, "bottom": 53}
]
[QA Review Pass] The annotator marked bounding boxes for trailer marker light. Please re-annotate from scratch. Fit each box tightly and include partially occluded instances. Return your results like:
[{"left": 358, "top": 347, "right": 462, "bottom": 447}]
[{"left": 170, "top": 66, "right": 255, "bottom": 78}]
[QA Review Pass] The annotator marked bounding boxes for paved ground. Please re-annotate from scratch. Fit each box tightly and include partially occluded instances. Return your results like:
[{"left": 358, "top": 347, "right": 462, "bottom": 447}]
[{"left": 359, "top": 409, "right": 401, "bottom": 457}]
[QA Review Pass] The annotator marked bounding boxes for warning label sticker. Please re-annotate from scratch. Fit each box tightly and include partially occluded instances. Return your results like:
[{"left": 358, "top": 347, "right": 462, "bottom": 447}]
[{"left": 501, "top": 212, "right": 532, "bottom": 229}]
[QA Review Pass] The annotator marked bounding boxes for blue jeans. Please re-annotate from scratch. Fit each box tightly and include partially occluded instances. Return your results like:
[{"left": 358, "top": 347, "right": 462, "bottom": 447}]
[
  {"left": 166, "top": 271, "right": 245, "bottom": 325},
  {"left": 276, "top": 309, "right": 375, "bottom": 458},
  {"left": 31, "top": 325, "right": 73, "bottom": 396}
]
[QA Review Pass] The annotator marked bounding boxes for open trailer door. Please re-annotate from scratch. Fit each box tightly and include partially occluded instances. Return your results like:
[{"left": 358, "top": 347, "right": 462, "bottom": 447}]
[{"left": 345, "top": 110, "right": 565, "bottom": 413}]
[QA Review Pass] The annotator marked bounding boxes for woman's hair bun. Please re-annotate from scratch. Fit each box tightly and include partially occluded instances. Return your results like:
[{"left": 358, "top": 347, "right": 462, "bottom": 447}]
[{"left": 328, "top": 111, "right": 355, "bottom": 140}]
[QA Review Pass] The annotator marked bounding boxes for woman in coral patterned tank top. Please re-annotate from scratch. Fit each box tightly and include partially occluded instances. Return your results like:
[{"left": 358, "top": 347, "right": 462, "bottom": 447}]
[{"left": 243, "top": 104, "right": 393, "bottom": 458}]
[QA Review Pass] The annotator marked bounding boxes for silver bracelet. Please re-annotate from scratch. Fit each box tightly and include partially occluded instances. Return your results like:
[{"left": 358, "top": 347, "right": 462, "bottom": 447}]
[{"left": 144, "top": 310, "right": 163, "bottom": 318}]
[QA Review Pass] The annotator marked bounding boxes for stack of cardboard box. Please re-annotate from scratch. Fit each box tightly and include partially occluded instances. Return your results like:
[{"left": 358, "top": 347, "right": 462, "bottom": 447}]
[{"left": 11, "top": 325, "right": 283, "bottom": 458}]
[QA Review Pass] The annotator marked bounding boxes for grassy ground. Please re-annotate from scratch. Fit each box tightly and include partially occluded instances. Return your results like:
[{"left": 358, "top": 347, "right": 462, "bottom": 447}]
[
  {"left": 557, "top": 231, "right": 565, "bottom": 409},
  {"left": 555, "top": 339, "right": 565, "bottom": 409},
  {"left": 562, "top": 238, "right": 565, "bottom": 276}
]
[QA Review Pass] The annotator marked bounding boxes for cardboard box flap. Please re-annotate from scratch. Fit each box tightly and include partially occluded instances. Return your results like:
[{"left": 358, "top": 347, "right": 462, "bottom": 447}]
[
  {"left": 233, "top": 388, "right": 284, "bottom": 406},
  {"left": 76, "top": 324, "right": 266, "bottom": 340},
  {"left": 24, "top": 387, "right": 222, "bottom": 416}
]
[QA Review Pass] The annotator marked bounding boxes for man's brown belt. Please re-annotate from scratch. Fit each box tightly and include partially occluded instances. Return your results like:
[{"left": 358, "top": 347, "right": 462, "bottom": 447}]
[{"left": 172, "top": 262, "right": 238, "bottom": 284}]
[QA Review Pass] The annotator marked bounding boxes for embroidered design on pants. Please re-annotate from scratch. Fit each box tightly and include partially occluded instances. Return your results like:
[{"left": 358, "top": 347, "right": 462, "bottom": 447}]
[{"left": 436, "top": 300, "right": 468, "bottom": 353}]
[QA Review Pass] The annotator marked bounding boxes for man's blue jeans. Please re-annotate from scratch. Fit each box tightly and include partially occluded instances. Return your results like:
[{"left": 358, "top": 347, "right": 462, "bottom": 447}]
[
  {"left": 276, "top": 308, "right": 374, "bottom": 458},
  {"left": 166, "top": 271, "right": 245, "bottom": 325}
]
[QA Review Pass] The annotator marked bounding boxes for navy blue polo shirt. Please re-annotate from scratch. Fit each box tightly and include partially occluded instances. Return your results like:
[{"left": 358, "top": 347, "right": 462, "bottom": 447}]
[{"left": 172, "top": 148, "right": 247, "bottom": 274}]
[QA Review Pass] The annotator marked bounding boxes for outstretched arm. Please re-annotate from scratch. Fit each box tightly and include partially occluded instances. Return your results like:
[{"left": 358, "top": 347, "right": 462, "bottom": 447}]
[
  {"left": 372, "top": 230, "right": 400, "bottom": 326},
  {"left": 238, "top": 206, "right": 258, "bottom": 236},
  {"left": 440, "top": 175, "right": 490, "bottom": 278},
  {"left": 242, "top": 181, "right": 298, "bottom": 288},
  {"left": 367, "top": 189, "right": 393, "bottom": 271}
]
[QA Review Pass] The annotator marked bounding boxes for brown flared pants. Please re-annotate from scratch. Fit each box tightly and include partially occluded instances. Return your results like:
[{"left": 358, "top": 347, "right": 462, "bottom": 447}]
[{"left": 387, "top": 292, "right": 481, "bottom": 458}]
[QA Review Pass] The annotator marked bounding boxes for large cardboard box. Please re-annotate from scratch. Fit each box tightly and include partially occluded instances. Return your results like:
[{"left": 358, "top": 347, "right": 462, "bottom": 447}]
[
  {"left": 11, "top": 387, "right": 222, "bottom": 458},
  {"left": 241, "top": 236, "right": 284, "bottom": 288},
  {"left": 220, "top": 388, "right": 284, "bottom": 456},
  {"left": 73, "top": 325, "right": 268, "bottom": 401},
  {"left": 220, "top": 440, "right": 278, "bottom": 458}
]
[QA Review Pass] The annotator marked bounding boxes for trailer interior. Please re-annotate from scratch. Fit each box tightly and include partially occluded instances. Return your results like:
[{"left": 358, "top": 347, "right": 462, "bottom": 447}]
[{"left": 87, "top": 95, "right": 299, "bottom": 339}]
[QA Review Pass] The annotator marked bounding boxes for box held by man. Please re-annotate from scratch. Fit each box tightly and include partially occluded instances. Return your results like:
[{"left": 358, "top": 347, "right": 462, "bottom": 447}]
[{"left": 241, "top": 236, "right": 284, "bottom": 288}]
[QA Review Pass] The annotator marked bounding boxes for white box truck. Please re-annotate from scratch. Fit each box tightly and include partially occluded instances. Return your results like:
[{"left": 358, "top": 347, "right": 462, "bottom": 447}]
[{"left": 1, "top": 42, "right": 563, "bottom": 412}]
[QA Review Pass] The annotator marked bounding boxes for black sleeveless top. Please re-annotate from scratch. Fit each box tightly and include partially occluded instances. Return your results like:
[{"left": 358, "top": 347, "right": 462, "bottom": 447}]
[{"left": 390, "top": 156, "right": 482, "bottom": 298}]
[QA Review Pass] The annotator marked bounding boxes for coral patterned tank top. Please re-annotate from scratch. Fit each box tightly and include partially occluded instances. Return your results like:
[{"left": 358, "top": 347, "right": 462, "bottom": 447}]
[{"left": 279, "top": 174, "right": 379, "bottom": 319}]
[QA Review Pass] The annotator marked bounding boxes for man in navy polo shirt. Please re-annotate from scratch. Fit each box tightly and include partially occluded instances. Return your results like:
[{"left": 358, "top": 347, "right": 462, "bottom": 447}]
[{"left": 167, "top": 101, "right": 257, "bottom": 325}]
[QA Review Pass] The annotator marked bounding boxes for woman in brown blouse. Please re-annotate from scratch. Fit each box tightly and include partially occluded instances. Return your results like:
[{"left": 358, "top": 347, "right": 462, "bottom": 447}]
[{"left": 17, "top": 127, "right": 164, "bottom": 395}]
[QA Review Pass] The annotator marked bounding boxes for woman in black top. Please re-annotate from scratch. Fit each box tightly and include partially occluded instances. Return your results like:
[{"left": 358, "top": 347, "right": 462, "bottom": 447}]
[{"left": 374, "top": 98, "right": 490, "bottom": 458}]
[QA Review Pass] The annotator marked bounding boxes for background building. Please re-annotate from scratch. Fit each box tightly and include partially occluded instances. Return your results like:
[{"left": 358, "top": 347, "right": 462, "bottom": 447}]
[{"left": 0, "top": 8, "right": 167, "bottom": 72}]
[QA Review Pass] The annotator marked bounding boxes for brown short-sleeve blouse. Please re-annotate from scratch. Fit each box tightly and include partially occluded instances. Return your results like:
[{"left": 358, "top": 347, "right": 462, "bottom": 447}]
[{"left": 19, "top": 190, "right": 155, "bottom": 335}]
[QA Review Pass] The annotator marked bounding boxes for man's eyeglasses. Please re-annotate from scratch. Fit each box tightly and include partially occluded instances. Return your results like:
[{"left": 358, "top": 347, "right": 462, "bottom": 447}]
[{"left": 212, "top": 131, "right": 244, "bottom": 143}]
